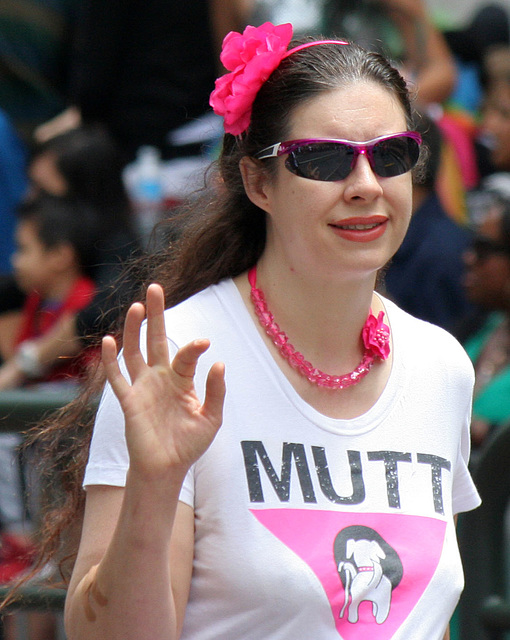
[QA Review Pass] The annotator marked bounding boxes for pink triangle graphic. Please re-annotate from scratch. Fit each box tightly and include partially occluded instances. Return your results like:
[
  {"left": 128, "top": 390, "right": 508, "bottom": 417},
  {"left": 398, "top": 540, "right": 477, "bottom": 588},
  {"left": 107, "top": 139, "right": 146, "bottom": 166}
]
[{"left": 251, "top": 509, "right": 446, "bottom": 639}]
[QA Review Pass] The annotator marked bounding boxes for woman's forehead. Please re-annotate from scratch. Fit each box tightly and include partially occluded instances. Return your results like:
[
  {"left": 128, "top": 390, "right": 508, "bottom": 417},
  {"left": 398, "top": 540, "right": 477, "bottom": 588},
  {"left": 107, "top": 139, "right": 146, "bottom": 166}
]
[{"left": 287, "top": 83, "right": 407, "bottom": 138}]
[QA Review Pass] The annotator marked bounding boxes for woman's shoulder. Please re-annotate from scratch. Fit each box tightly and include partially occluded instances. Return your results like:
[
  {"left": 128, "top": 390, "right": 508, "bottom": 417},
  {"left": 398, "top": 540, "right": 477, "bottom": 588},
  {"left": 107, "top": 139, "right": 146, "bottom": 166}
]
[
  {"left": 385, "top": 295, "right": 458, "bottom": 335},
  {"left": 160, "top": 278, "right": 240, "bottom": 343},
  {"left": 164, "top": 278, "right": 236, "bottom": 318},
  {"left": 384, "top": 296, "right": 474, "bottom": 370}
]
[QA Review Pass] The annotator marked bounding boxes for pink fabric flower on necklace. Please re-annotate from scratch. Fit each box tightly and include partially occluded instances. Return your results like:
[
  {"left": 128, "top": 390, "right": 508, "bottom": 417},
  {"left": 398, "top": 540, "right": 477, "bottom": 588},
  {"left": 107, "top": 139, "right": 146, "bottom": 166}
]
[
  {"left": 209, "top": 22, "right": 293, "bottom": 136},
  {"left": 362, "top": 311, "right": 391, "bottom": 360}
]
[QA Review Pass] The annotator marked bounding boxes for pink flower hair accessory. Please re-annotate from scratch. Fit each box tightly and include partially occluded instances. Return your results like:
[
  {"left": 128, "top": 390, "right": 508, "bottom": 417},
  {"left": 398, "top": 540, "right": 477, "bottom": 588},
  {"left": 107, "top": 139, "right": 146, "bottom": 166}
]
[
  {"left": 210, "top": 22, "right": 293, "bottom": 136},
  {"left": 209, "top": 22, "right": 348, "bottom": 136}
]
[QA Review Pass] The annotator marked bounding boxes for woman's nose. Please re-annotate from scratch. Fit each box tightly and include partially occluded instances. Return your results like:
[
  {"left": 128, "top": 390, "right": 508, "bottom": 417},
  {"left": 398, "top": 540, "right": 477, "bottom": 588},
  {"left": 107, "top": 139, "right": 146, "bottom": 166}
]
[{"left": 343, "top": 154, "right": 383, "bottom": 200}]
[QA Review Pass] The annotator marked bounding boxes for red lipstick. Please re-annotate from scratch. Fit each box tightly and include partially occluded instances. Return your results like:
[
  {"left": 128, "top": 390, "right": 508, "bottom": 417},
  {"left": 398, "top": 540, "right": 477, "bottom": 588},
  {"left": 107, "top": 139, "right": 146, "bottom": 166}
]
[{"left": 329, "top": 215, "right": 388, "bottom": 243}]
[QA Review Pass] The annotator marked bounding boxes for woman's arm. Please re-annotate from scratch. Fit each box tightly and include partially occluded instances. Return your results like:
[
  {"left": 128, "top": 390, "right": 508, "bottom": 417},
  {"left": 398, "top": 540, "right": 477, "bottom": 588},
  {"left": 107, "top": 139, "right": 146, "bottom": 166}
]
[
  {"left": 64, "top": 284, "right": 226, "bottom": 639},
  {"left": 65, "top": 486, "right": 194, "bottom": 640}
]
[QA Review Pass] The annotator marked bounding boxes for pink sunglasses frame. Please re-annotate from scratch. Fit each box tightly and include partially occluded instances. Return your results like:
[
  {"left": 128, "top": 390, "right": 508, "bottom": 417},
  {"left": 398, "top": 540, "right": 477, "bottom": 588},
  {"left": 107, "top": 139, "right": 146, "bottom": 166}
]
[{"left": 255, "top": 131, "right": 423, "bottom": 181}]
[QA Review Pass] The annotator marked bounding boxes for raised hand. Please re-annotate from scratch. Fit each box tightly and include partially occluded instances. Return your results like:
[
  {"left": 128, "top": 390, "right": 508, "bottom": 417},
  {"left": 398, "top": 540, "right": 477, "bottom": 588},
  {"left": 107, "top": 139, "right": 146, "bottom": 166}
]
[{"left": 101, "top": 283, "right": 226, "bottom": 482}]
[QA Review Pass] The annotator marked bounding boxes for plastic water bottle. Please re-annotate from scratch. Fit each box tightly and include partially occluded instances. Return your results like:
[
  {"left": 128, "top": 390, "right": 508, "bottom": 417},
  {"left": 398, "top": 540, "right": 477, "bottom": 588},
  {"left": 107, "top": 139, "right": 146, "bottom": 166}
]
[{"left": 131, "top": 146, "right": 164, "bottom": 245}]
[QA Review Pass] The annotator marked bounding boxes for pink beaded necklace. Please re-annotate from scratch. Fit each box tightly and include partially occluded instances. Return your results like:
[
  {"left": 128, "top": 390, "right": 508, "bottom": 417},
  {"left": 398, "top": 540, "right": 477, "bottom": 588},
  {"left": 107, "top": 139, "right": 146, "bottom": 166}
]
[{"left": 248, "top": 266, "right": 391, "bottom": 389}]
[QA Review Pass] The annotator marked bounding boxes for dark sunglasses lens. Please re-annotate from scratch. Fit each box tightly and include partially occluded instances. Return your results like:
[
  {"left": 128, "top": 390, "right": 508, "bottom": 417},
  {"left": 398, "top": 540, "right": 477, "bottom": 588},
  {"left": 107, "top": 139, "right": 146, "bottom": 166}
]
[
  {"left": 285, "top": 143, "right": 353, "bottom": 181},
  {"left": 372, "top": 136, "right": 420, "bottom": 177}
]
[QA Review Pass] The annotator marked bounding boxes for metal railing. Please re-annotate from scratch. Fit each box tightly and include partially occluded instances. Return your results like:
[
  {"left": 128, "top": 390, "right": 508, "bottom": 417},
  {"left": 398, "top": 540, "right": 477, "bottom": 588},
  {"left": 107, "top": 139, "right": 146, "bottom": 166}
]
[{"left": 0, "top": 386, "right": 90, "bottom": 640}]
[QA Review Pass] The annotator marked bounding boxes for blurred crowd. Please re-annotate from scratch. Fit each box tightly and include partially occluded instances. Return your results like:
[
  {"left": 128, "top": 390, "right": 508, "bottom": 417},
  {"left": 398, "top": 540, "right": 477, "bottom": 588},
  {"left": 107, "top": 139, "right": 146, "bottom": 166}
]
[{"left": 1, "top": 0, "right": 510, "bottom": 638}]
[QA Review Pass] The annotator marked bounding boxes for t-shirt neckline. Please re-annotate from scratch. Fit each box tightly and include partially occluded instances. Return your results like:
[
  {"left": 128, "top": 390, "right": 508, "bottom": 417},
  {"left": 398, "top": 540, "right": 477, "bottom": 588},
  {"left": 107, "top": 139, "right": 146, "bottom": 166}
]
[{"left": 216, "top": 278, "right": 405, "bottom": 435}]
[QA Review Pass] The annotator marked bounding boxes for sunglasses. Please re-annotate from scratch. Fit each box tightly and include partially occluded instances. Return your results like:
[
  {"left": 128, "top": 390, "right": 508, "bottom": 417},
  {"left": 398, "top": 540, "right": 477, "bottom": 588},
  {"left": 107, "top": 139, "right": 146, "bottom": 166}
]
[
  {"left": 255, "top": 131, "right": 422, "bottom": 182},
  {"left": 470, "top": 235, "right": 510, "bottom": 261}
]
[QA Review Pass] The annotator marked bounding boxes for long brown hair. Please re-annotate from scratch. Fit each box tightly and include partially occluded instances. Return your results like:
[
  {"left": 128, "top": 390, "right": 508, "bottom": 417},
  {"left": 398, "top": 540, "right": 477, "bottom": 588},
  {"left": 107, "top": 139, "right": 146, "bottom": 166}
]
[{"left": 16, "top": 36, "right": 419, "bottom": 587}]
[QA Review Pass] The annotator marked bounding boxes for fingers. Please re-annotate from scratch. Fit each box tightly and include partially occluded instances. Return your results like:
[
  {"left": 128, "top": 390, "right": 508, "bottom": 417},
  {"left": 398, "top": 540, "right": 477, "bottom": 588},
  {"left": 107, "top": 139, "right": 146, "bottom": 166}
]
[
  {"left": 102, "top": 335, "right": 131, "bottom": 402},
  {"left": 202, "top": 362, "right": 226, "bottom": 427},
  {"left": 145, "top": 283, "right": 170, "bottom": 367},
  {"left": 123, "top": 283, "right": 168, "bottom": 378},
  {"left": 171, "top": 339, "right": 211, "bottom": 382},
  {"left": 122, "top": 302, "right": 147, "bottom": 381},
  {"left": 102, "top": 285, "right": 162, "bottom": 398},
  {"left": 103, "top": 283, "right": 222, "bottom": 415}
]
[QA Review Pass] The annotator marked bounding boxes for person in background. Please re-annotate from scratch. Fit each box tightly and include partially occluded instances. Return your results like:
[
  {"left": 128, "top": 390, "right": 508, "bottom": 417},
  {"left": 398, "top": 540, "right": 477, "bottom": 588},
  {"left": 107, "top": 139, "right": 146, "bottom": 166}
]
[
  {"left": 0, "top": 109, "right": 28, "bottom": 275},
  {"left": 30, "top": 2, "right": 251, "bottom": 249},
  {"left": 30, "top": 124, "right": 133, "bottom": 221},
  {"left": 294, "top": 0, "right": 457, "bottom": 107},
  {"left": 12, "top": 22, "right": 480, "bottom": 640},
  {"left": 382, "top": 113, "right": 474, "bottom": 334},
  {"left": 34, "top": 0, "right": 248, "bottom": 162},
  {"left": 374, "top": 0, "right": 457, "bottom": 108},
  {"left": 0, "top": 192, "right": 99, "bottom": 640},
  {"left": 0, "top": 193, "right": 98, "bottom": 389},
  {"left": 462, "top": 187, "right": 510, "bottom": 451},
  {"left": 444, "top": 3, "right": 510, "bottom": 117},
  {"left": 0, "top": 109, "right": 29, "bottom": 361},
  {"left": 477, "top": 58, "right": 510, "bottom": 180},
  {"left": 0, "top": 0, "right": 80, "bottom": 145},
  {"left": 0, "top": 125, "right": 141, "bottom": 386}
]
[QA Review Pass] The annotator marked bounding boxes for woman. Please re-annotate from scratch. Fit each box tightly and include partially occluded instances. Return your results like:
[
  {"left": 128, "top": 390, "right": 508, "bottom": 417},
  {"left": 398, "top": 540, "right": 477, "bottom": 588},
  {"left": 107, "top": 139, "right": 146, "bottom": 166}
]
[
  {"left": 26, "top": 23, "right": 478, "bottom": 640},
  {"left": 462, "top": 190, "right": 510, "bottom": 449}
]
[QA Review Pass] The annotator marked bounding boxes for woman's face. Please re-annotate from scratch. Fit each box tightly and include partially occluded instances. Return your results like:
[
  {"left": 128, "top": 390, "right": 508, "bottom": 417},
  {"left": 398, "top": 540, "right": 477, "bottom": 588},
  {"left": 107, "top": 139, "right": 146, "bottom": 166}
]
[
  {"left": 249, "top": 82, "right": 414, "bottom": 284},
  {"left": 463, "top": 208, "right": 510, "bottom": 310}
]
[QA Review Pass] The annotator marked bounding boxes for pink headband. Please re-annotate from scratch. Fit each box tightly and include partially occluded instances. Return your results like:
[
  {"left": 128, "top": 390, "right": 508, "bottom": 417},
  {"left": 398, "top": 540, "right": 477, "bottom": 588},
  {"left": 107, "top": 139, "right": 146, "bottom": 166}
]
[
  {"left": 284, "top": 39, "right": 348, "bottom": 58},
  {"left": 209, "top": 23, "right": 348, "bottom": 136}
]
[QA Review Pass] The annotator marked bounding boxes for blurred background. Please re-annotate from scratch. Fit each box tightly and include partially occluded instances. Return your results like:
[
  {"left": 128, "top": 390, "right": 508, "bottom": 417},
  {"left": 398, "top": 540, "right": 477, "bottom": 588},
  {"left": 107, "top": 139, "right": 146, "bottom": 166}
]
[{"left": 428, "top": 0, "right": 510, "bottom": 26}]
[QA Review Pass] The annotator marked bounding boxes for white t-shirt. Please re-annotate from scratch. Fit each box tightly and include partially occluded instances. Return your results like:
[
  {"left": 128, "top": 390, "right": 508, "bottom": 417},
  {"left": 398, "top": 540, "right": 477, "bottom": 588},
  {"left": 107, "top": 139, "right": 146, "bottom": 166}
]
[{"left": 85, "top": 279, "right": 480, "bottom": 640}]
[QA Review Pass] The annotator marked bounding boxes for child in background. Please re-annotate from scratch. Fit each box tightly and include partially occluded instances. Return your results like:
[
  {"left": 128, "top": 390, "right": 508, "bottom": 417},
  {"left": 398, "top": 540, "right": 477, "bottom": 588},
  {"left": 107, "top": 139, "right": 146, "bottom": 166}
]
[
  {"left": 0, "top": 125, "right": 143, "bottom": 379},
  {"left": 0, "top": 193, "right": 99, "bottom": 603},
  {"left": 0, "top": 193, "right": 99, "bottom": 389}
]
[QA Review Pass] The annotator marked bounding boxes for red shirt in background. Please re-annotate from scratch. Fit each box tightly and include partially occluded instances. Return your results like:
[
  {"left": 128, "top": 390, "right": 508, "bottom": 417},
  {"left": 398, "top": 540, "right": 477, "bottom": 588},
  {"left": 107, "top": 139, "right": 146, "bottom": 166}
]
[{"left": 15, "top": 276, "right": 96, "bottom": 382}]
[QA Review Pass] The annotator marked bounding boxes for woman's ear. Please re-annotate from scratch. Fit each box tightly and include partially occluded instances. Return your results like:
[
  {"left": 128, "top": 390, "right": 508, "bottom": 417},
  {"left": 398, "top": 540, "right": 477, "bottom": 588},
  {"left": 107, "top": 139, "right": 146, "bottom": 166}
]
[{"left": 239, "top": 156, "right": 273, "bottom": 214}]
